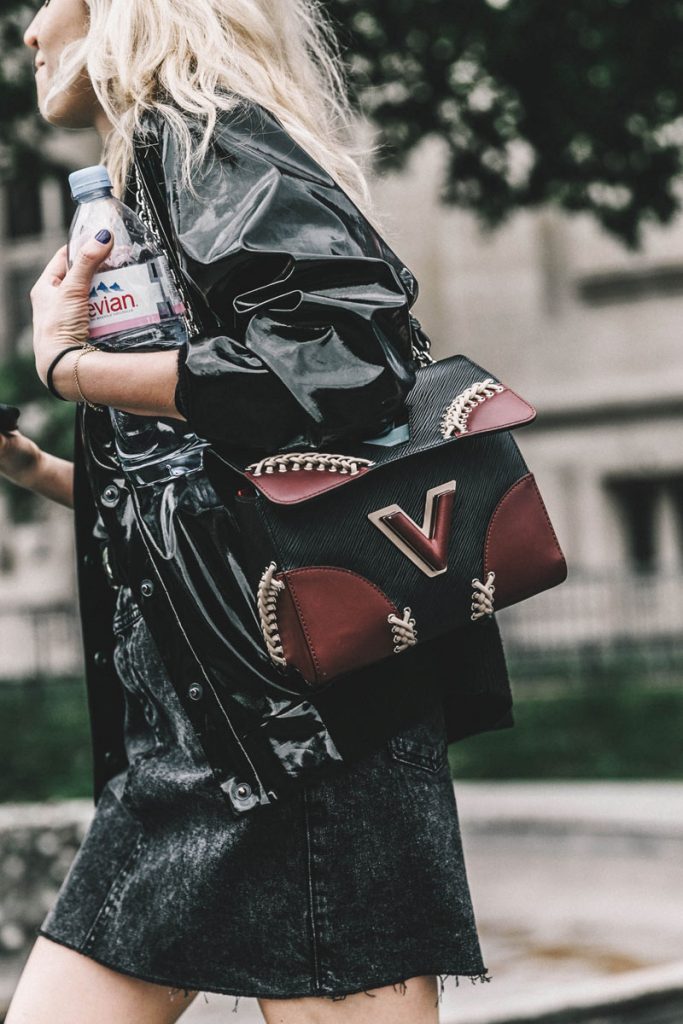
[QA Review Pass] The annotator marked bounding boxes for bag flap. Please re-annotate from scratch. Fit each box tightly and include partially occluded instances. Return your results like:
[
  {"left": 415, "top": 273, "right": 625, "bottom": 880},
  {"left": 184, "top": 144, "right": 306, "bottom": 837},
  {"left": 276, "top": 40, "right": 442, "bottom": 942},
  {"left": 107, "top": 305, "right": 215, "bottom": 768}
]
[{"left": 213, "top": 354, "right": 536, "bottom": 506}]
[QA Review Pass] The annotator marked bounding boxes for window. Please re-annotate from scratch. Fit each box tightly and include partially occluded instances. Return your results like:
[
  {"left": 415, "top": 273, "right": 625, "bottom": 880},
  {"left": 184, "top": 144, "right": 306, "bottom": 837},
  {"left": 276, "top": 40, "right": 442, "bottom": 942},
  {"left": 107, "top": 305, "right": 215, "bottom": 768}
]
[{"left": 4, "top": 176, "right": 43, "bottom": 239}]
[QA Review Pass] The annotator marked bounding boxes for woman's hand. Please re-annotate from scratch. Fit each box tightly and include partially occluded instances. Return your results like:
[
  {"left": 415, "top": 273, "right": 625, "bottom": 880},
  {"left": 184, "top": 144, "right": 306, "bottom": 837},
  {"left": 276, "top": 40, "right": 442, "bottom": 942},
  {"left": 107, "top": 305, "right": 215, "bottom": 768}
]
[
  {"left": 0, "top": 427, "right": 42, "bottom": 487},
  {"left": 30, "top": 231, "right": 115, "bottom": 388},
  {"left": 0, "top": 428, "right": 74, "bottom": 508}
]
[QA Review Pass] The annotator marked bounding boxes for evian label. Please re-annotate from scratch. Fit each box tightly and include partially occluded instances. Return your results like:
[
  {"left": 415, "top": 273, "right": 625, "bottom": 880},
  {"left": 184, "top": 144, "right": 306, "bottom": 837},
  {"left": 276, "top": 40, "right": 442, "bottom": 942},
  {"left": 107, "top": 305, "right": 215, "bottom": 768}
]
[{"left": 87, "top": 258, "right": 185, "bottom": 339}]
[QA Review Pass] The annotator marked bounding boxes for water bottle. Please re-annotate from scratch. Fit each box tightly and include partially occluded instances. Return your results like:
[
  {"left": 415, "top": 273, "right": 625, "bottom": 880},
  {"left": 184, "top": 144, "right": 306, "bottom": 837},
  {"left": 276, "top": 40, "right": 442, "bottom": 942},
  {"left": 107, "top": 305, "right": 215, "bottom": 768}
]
[
  {"left": 68, "top": 164, "right": 188, "bottom": 350},
  {"left": 67, "top": 164, "right": 212, "bottom": 481}
]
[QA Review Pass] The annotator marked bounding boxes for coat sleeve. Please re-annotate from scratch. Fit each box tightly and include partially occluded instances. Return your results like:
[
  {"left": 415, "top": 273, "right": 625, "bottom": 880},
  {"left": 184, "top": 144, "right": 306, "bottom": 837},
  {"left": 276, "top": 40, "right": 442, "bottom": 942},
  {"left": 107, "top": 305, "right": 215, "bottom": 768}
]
[{"left": 156, "top": 102, "right": 420, "bottom": 452}]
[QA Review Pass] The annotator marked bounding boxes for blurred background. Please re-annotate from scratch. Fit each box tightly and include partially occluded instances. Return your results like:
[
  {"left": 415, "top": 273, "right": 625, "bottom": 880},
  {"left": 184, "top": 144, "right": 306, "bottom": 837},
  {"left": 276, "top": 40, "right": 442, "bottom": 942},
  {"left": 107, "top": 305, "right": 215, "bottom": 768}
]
[{"left": 1, "top": 0, "right": 682, "bottom": 1021}]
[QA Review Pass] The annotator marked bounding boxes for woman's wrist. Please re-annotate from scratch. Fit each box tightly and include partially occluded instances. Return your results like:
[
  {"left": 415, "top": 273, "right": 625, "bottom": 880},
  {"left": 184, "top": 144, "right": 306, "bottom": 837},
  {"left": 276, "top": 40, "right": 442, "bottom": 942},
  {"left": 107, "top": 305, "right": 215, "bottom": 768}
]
[
  {"left": 49, "top": 345, "right": 187, "bottom": 420},
  {"left": 50, "top": 347, "right": 82, "bottom": 402}
]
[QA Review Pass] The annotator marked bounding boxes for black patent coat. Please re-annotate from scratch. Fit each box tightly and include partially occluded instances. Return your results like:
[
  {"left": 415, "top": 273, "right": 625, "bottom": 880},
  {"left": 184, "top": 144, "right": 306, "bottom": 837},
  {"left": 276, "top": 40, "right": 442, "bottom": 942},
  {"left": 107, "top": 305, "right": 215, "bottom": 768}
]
[{"left": 74, "top": 97, "right": 514, "bottom": 818}]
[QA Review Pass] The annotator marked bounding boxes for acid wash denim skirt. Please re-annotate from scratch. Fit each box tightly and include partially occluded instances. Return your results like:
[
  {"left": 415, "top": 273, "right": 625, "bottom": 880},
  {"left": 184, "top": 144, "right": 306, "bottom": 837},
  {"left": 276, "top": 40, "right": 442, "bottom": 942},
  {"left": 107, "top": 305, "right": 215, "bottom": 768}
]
[{"left": 37, "top": 581, "right": 492, "bottom": 1009}]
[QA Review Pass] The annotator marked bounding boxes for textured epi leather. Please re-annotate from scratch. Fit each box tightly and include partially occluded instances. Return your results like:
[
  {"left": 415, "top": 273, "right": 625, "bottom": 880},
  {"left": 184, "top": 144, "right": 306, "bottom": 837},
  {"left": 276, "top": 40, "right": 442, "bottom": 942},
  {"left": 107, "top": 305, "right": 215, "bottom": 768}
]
[
  {"left": 222, "top": 355, "right": 565, "bottom": 684},
  {"left": 218, "top": 354, "right": 537, "bottom": 505}
]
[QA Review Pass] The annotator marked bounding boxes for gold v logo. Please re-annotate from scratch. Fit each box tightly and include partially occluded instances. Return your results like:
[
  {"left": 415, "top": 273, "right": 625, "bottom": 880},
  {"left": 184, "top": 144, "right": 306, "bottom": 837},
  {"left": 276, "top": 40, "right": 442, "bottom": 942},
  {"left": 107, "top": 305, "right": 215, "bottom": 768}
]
[{"left": 367, "top": 481, "right": 456, "bottom": 577}]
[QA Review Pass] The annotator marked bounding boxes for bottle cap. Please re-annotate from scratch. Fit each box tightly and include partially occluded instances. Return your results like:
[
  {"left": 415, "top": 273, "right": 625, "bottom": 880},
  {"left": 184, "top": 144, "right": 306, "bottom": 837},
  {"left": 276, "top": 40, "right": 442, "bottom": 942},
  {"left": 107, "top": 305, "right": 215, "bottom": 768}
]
[{"left": 68, "top": 165, "right": 113, "bottom": 200}]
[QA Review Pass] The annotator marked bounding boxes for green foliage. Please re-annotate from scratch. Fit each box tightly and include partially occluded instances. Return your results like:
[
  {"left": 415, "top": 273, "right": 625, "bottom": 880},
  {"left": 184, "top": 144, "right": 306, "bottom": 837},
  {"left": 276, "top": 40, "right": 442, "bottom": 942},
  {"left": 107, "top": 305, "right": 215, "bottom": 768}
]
[
  {"left": 329, "top": 0, "right": 683, "bottom": 247},
  {"left": 0, "top": 679, "right": 92, "bottom": 802},
  {"left": 450, "top": 682, "right": 683, "bottom": 779}
]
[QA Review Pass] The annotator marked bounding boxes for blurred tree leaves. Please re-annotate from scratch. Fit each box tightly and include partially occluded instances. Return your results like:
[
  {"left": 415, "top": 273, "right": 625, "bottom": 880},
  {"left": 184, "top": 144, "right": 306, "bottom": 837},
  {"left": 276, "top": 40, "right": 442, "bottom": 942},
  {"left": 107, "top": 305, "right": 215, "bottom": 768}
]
[
  {"left": 5, "top": 0, "right": 683, "bottom": 246},
  {"left": 329, "top": 0, "right": 683, "bottom": 247}
]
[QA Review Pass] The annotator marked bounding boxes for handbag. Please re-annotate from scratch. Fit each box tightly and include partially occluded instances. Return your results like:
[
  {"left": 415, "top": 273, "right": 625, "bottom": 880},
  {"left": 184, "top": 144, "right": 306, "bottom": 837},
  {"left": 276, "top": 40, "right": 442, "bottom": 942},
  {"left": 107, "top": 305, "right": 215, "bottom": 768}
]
[
  {"left": 131, "top": 161, "right": 567, "bottom": 689},
  {"left": 212, "top": 352, "right": 568, "bottom": 688}
]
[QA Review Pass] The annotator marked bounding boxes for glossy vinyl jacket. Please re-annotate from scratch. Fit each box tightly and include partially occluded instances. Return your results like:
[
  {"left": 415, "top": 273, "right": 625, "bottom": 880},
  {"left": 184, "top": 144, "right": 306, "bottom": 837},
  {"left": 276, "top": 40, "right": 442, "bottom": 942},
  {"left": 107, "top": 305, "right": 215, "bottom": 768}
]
[{"left": 74, "top": 96, "right": 515, "bottom": 818}]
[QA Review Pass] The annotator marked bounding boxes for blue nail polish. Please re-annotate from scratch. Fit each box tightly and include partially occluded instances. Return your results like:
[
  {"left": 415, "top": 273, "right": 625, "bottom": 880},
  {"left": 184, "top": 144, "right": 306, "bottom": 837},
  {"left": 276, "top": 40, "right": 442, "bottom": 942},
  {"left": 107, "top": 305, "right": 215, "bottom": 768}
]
[{"left": 95, "top": 229, "right": 111, "bottom": 244}]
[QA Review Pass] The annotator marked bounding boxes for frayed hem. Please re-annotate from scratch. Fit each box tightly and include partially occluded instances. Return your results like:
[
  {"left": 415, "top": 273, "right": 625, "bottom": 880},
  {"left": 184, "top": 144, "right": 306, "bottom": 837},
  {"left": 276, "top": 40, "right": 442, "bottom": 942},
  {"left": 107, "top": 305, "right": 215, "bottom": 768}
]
[
  {"left": 169, "top": 987, "right": 243, "bottom": 1013},
  {"left": 323, "top": 969, "right": 493, "bottom": 1006}
]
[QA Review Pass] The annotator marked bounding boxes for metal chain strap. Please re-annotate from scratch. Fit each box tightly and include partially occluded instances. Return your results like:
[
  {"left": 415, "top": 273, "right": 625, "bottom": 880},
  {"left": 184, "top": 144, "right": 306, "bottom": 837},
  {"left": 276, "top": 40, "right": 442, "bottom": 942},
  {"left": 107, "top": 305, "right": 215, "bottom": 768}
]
[
  {"left": 133, "top": 162, "right": 202, "bottom": 339},
  {"left": 134, "top": 162, "right": 432, "bottom": 367}
]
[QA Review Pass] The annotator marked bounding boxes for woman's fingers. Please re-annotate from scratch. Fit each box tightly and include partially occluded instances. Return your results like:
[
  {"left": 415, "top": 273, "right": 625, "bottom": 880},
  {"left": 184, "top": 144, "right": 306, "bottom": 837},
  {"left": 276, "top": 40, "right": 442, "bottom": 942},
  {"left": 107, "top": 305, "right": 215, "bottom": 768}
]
[{"left": 30, "top": 245, "right": 68, "bottom": 295}]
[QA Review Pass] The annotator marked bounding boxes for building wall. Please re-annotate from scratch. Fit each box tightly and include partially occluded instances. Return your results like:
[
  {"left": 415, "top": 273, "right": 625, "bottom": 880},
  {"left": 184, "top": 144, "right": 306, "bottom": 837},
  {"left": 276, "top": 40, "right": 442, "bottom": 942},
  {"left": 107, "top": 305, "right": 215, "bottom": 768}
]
[{"left": 371, "top": 134, "right": 683, "bottom": 578}]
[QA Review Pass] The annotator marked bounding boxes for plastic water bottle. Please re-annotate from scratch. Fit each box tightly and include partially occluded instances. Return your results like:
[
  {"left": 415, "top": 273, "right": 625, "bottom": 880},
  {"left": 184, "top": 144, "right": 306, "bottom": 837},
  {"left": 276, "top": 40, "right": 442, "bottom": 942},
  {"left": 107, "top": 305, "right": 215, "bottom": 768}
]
[
  {"left": 67, "top": 164, "right": 187, "bottom": 350},
  {"left": 67, "top": 164, "right": 212, "bottom": 480}
]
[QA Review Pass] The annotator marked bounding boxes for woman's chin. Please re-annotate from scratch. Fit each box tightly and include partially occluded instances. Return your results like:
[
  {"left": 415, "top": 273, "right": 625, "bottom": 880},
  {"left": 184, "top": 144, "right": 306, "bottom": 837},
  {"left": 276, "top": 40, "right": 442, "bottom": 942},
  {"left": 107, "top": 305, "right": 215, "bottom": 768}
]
[{"left": 40, "top": 99, "right": 93, "bottom": 130}]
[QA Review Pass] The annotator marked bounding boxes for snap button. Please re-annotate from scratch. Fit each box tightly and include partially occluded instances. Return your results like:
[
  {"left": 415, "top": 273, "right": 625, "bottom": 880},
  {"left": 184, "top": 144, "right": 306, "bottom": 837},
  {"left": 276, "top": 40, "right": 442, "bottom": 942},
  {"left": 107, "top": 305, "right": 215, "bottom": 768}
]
[
  {"left": 93, "top": 650, "right": 108, "bottom": 666},
  {"left": 188, "top": 682, "right": 203, "bottom": 701},
  {"left": 101, "top": 484, "right": 120, "bottom": 507},
  {"left": 235, "top": 782, "right": 252, "bottom": 800},
  {"left": 140, "top": 578, "right": 154, "bottom": 598}
]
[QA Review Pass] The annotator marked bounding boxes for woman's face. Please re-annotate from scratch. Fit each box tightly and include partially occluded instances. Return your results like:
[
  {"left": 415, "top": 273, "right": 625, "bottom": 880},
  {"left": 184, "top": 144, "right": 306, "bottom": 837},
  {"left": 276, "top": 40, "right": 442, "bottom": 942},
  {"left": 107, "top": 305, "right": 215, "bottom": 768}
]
[{"left": 23, "top": 0, "right": 102, "bottom": 129}]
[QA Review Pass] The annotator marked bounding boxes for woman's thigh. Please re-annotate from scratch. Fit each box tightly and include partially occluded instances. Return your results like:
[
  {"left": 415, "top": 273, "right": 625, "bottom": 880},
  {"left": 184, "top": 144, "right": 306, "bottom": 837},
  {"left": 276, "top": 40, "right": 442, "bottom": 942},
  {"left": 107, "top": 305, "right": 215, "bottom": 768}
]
[
  {"left": 258, "top": 974, "right": 439, "bottom": 1024},
  {"left": 5, "top": 936, "right": 199, "bottom": 1024}
]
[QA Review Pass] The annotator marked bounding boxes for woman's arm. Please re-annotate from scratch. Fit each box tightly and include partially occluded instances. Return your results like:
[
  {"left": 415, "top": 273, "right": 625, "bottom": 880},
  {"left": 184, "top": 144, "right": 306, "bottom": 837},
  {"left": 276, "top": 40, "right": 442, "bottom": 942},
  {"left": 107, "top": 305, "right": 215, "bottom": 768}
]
[
  {"left": 49, "top": 346, "right": 185, "bottom": 421},
  {"left": 0, "top": 430, "right": 74, "bottom": 509}
]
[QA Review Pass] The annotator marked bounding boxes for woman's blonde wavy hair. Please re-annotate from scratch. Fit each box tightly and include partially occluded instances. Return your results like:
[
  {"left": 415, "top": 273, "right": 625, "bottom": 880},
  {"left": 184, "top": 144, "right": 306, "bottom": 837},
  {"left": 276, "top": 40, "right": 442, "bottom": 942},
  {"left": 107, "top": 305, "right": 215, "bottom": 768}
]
[{"left": 44, "top": 0, "right": 388, "bottom": 234}]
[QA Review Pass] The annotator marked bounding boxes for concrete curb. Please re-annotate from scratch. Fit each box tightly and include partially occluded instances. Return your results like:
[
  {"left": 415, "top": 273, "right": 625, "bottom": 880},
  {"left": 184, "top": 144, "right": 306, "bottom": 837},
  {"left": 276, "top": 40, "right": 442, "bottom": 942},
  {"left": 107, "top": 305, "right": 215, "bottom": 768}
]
[{"left": 442, "top": 960, "right": 683, "bottom": 1024}]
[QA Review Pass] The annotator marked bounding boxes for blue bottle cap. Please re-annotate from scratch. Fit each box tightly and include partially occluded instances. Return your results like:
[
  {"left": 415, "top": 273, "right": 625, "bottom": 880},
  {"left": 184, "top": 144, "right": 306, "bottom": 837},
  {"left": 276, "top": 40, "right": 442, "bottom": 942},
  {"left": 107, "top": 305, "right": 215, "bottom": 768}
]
[{"left": 68, "top": 165, "right": 113, "bottom": 200}]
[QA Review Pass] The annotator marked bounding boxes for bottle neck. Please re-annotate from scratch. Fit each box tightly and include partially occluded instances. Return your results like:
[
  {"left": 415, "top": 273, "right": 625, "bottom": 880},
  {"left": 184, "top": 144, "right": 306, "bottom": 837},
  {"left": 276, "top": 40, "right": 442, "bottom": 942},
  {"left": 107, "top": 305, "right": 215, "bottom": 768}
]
[{"left": 76, "top": 186, "right": 113, "bottom": 203}]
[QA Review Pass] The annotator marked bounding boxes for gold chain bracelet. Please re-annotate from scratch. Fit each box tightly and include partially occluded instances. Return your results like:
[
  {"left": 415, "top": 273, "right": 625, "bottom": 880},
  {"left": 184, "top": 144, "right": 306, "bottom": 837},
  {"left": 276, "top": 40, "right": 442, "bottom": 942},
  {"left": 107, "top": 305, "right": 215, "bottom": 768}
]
[{"left": 73, "top": 343, "right": 104, "bottom": 411}]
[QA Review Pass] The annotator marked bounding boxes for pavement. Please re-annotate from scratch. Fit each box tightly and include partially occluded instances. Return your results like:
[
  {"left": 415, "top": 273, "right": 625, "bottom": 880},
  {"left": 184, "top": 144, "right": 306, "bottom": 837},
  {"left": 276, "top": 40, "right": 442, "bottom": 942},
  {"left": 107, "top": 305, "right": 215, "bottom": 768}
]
[{"left": 3, "top": 782, "right": 683, "bottom": 1023}]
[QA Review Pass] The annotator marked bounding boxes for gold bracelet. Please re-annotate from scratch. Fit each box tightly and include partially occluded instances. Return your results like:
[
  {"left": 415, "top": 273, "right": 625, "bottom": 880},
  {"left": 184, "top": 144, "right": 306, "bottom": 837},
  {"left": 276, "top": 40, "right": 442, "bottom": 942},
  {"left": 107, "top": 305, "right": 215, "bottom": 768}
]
[{"left": 73, "top": 343, "right": 105, "bottom": 411}]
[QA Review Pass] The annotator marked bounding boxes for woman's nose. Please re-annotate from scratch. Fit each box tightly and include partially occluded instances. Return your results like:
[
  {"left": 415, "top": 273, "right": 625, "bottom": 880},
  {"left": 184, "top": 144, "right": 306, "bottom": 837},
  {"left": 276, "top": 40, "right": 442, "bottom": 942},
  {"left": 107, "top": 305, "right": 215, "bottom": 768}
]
[{"left": 23, "top": 15, "right": 39, "bottom": 50}]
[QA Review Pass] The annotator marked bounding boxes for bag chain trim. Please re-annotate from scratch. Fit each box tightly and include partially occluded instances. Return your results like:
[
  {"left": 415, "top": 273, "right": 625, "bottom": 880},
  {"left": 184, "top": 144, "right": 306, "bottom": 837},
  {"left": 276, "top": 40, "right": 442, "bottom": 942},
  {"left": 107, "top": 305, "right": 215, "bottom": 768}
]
[
  {"left": 133, "top": 162, "right": 202, "bottom": 340},
  {"left": 246, "top": 452, "right": 375, "bottom": 476},
  {"left": 256, "top": 562, "right": 287, "bottom": 667},
  {"left": 257, "top": 563, "right": 419, "bottom": 671},
  {"left": 440, "top": 379, "right": 504, "bottom": 439},
  {"left": 471, "top": 571, "right": 496, "bottom": 620}
]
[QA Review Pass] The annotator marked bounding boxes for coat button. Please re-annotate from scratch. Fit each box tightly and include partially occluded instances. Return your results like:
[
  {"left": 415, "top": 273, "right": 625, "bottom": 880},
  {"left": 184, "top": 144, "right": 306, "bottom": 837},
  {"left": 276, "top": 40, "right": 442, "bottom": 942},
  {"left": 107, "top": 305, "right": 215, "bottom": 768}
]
[
  {"left": 101, "top": 484, "right": 120, "bottom": 507},
  {"left": 93, "top": 651, "right": 108, "bottom": 666},
  {"left": 140, "top": 578, "right": 154, "bottom": 598},
  {"left": 188, "top": 682, "right": 203, "bottom": 701}
]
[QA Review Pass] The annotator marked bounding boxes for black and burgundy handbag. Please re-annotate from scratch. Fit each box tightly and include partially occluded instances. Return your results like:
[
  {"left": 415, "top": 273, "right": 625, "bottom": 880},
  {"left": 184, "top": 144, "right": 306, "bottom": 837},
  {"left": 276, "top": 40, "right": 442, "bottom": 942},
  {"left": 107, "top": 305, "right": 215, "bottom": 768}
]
[{"left": 216, "top": 353, "right": 568, "bottom": 689}]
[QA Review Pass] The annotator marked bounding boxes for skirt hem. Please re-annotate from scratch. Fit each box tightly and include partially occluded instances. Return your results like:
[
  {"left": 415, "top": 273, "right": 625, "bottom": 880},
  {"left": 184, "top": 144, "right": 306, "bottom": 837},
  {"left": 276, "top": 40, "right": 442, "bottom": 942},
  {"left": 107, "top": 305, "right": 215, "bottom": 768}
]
[{"left": 36, "top": 927, "right": 491, "bottom": 1003}]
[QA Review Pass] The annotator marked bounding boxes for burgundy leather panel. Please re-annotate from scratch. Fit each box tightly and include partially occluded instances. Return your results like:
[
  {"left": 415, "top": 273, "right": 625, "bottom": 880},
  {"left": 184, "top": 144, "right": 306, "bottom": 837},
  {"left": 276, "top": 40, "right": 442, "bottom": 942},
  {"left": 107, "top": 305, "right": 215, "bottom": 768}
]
[
  {"left": 381, "top": 485, "right": 455, "bottom": 573},
  {"left": 274, "top": 581, "right": 318, "bottom": 685},
  {"left": 484, "top": 473, "right": 567, "bottom": 609},
  {"left": 465, "top": 388, "right": 536, "bottom": 436},
  {"left": 278, "top": 567, "right": 397, "bottom": 685},
  {"left": 245, "top": 466, "right": 370, "bottom": 504}
]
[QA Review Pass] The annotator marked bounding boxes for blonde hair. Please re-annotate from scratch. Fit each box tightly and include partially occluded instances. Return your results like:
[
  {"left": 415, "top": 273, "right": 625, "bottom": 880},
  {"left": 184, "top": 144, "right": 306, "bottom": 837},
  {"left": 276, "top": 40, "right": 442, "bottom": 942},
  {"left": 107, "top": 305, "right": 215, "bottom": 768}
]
[{"left": 44, "top": 0, "right": 388, "bottom": 234}]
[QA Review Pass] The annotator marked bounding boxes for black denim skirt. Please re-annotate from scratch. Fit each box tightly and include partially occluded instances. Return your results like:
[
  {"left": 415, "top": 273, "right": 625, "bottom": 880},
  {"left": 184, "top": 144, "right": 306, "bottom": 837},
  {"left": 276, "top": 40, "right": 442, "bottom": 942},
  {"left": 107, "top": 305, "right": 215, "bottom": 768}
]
[{"left": 38, "top": 582, "right": 491, "bottom": 1007}]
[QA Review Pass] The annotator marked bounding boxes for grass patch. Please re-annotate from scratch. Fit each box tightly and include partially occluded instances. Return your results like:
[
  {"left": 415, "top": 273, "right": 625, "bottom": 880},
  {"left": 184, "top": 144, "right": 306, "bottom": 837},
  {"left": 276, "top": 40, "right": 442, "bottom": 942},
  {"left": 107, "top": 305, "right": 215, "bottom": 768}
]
[
  {"left": 450, "top": 681, "right": 683, "bottom": 779},
  {"left": 0, "top": 679, "right": 92, "bottom": 802}
]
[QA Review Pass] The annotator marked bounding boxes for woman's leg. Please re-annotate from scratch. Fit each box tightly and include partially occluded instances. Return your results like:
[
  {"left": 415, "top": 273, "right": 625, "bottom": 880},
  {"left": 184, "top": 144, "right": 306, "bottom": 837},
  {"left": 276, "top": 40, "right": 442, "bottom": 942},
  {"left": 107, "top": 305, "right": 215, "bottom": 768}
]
[
  {"left": 5, "top": 936, "right": 199, "bottom": 1024},
  {"left": 258, "top": 974, "right": 439, "bottom": 1023}
]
